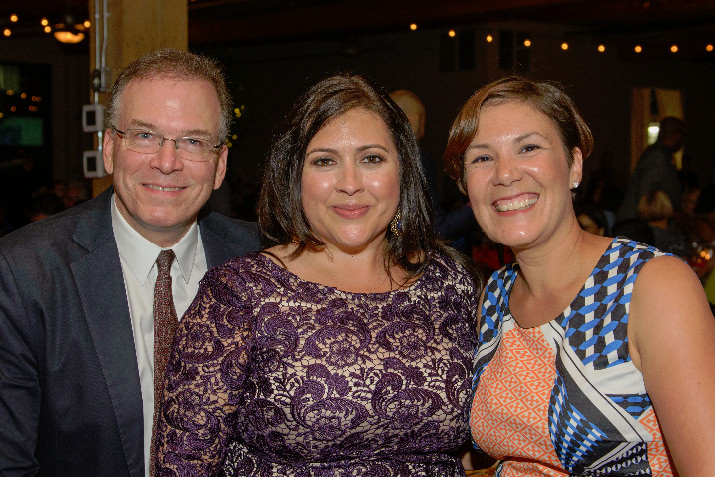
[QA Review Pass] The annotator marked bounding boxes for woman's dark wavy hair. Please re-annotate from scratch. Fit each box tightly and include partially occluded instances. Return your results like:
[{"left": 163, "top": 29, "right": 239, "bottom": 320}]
[
  {"left": 444, "top": 76, "right": 594, "bottom": 193},
  {"left": 258, "top": 73, "right": 449, "bottom": 280}
]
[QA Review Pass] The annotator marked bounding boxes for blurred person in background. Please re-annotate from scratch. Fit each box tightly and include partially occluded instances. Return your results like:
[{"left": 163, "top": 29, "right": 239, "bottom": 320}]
[
  {"left": 390, "top": 89, "right": 476, "bottom": 250},
  {"left": 618, "top": 116, "right": 687, "bottom": 221},
  {"left": 637, "top": 189, "right": 688, "bottom": 257}
]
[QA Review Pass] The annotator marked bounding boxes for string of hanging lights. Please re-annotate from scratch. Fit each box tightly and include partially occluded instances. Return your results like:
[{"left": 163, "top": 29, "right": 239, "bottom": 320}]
[{"left": 408, "top": 22, "right": 714, "bottom": 60}]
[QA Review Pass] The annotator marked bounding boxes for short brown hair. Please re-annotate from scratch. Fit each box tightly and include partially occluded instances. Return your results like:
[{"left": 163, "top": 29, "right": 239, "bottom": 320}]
[
  {"left": 444, "top": 76, "right": 593, "bottom": 192},
  {"left": 637, "top": 190, "right": 674, "bottom": 222},
  {"left": 106, "top": 48, "right": 232, "bottom": 140}
]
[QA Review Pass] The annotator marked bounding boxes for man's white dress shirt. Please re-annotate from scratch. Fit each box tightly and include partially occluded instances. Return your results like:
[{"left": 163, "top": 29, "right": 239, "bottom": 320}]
[{"left": 111, "top": 195, "right": 208, "bottom": 476}]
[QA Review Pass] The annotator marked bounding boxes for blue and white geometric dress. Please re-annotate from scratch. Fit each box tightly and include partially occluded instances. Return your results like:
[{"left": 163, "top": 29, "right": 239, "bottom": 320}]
[{"left": 470, "top": 238, "right": 677, "bottom": 476}]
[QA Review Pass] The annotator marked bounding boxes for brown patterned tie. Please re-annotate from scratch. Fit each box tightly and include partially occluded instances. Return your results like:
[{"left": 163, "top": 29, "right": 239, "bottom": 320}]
[{"left": 150, "top": 249, "right": 177, "bottom": 475}]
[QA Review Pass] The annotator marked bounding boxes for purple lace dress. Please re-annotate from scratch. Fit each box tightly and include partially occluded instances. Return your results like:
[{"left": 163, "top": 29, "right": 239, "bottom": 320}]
[{"left": 153, "top": 251, "right": 478, "bottom": 476}]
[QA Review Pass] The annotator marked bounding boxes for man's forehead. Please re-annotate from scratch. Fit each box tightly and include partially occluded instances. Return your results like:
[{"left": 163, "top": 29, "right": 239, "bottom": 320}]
[
  {"left": 123, "top": 75, "right": 216, "bottom": 96},
  {"left": 118, "top": 76, "right": 221, "bottom": 132}
]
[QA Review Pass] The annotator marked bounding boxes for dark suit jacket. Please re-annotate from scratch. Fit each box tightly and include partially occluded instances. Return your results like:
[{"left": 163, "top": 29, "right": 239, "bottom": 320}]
[
  {"left": 617, "top": 140, "right": 682, "bottom": 221},
  {"left": 0, "top": 188, "right": 262, "bottom": 476}
]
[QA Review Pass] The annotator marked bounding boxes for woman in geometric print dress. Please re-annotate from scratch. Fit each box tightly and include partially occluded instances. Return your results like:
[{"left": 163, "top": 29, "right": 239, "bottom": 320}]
[
  {"left": 444, "top": 76, "right": 715, "bottom": 476},
  {"left": 152, "top": 73, "right": 482, "bottom": 476}
]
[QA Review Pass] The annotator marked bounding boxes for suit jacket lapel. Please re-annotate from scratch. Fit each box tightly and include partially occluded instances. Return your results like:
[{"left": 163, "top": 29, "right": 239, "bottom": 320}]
[
  {"left": 200, "top": 213, "right": 263, "bottom": 268},
  {"left": 201, "top": 220, "right": 228, "bottom": 268},
  {"left": 71, "top": 189, "right": 145, "bottom": 477}
]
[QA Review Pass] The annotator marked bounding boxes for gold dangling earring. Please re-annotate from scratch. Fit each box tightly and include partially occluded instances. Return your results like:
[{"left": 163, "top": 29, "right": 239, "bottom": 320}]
[{"left": 390, "top": 209, "right": 402, "bottom": 236}]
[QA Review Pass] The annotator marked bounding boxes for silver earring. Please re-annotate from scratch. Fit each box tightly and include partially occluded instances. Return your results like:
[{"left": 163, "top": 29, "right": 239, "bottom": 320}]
[{"left": 572, "top": 182, "right": 579, "bottom": 189}]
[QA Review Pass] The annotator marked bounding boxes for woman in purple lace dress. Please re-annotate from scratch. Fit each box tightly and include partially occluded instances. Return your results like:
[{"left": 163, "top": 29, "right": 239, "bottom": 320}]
[{"left": 153, "top": 74, "right": 482, "bottom": 476}]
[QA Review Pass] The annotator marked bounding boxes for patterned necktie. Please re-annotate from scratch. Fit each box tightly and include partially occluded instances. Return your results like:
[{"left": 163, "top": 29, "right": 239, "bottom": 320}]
[{"left": 150, "top": 249, "right": 177, "bottom": 474}]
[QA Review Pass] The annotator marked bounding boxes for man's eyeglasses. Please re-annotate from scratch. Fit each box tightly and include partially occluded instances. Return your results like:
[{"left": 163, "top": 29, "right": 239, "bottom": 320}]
[{"left": 113, "top": 128, "right": 222, "bottom": 162}]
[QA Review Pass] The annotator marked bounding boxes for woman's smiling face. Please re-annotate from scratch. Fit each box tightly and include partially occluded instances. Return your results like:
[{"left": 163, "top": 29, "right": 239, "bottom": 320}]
[
  {"left": 463, "top": 100, "right": 582, "bottom": 250},
  {"left": 300, "top": 107, "right": 401, "bottom": 254}
]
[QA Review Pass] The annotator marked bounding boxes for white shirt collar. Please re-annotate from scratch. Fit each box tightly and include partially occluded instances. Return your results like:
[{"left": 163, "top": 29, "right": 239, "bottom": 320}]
[{"left": 110, "top": 193, "right": 199, "bottom": 284}]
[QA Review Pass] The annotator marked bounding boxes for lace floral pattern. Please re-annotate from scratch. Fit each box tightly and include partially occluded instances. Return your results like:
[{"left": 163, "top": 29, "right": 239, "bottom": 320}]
[{"left": 154, "top": 251, "right": 478, "bottom": 476}]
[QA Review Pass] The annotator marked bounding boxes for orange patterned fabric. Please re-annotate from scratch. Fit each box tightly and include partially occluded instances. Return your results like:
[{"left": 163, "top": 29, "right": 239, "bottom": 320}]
[
  {"left": 470, "top": 239, "right": 678, "bottom": 475},
  {"left": 471, "top": 327, "right": 564, "bottom": 474},
  {"left": 640, "top": 408, "right": 678, "bottom": 477}
]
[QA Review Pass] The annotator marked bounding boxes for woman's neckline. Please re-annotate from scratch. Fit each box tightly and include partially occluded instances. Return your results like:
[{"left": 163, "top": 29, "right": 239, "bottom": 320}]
[
  {"left": 505, "top": 237, "right": 621, "bottom": 330},
  {"left": 254, "top": 250, "right": 432, "bottom": 296}
]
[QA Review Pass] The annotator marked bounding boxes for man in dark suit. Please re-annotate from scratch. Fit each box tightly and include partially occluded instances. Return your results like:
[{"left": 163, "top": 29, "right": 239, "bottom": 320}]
[
  {"left": 0, "top": 49, "right": 262, "bottom": 476},
  {"left": 617, "top": 116, "right": 688, "bottom": 221}
]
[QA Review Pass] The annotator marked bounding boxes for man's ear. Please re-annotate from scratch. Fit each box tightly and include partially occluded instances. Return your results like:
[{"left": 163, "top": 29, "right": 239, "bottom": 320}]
[
  {"left": 213, "top": 145, "right": 228, "bottom": 190},
  {"left": 102, "top": 129, "right": 115, "bottom": 175}
]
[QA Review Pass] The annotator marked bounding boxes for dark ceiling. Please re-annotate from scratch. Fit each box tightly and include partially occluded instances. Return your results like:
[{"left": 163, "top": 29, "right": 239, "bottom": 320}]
[
  {"left": 188, "top": 0, "right": 715, "bottom": 44},
  {"left": 2, "top": 0, "right": 715, "bottom": 57}
]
